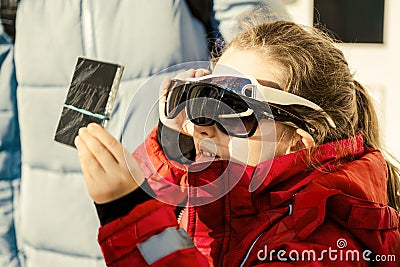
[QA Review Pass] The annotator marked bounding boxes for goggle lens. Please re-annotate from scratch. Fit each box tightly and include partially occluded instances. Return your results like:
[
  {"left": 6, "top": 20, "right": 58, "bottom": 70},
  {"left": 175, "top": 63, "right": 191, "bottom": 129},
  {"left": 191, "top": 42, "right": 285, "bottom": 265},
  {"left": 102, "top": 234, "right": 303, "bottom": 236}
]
[
  {"left": 166, "top": 80, "right": 187, "bottom": 118},
  {"left": 166, "top": 81, "right": 259, "bottom": 138},
  {"left": 164, "top": 74, "right": 335, "bottom": 139}
]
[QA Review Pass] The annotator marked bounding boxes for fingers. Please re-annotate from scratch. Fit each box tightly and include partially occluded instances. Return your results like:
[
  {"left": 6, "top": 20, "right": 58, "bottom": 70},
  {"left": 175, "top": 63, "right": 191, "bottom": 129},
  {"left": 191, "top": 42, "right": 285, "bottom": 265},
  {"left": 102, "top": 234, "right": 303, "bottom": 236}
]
[
  {"left": 194, "top": 68, "right": 210, "bottom": 77},
  {"left": 174, "top": 68, "right": 211, "bottom": 80},
  {"left": 75, "top": 134, "right": 105, "bottom": 179},
  {"left": 161, "top": 68, "right": 211, "bottom": 95},
  {"left": 174, "top": 69, "right": 197, "bottom": 80},
  {"left": 160, "top": 76, "right": 171, "bottom": 92},
  {"left": 78, "top": 126, "right": 119, "bottom": 167},
  {"left": 75, "top": 124, "right": 142, "bottom": 204},
  {"left": 159, "top": 68, "right": 211, "bottom": 114},
  {"left": 159, "top": 68, "right": 211, "bottom": 134},
  {"left": 84, "top": 123, "right": 125, "bottom": 163}
]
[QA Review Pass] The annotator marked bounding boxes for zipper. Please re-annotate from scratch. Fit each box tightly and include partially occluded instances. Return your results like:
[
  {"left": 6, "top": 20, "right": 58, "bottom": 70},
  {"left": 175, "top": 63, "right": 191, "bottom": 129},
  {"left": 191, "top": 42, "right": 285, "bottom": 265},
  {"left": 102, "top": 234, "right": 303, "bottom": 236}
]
[{"left": 177, "top": 207, "right": 186, "bottom": 225}]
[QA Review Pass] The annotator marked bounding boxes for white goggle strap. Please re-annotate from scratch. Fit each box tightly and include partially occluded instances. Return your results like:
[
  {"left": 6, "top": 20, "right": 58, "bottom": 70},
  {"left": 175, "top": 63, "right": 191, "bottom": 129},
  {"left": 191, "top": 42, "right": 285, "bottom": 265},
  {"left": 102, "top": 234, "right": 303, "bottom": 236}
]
[{"left": 249, "top": 83, "right": 336, "bottom": 129}]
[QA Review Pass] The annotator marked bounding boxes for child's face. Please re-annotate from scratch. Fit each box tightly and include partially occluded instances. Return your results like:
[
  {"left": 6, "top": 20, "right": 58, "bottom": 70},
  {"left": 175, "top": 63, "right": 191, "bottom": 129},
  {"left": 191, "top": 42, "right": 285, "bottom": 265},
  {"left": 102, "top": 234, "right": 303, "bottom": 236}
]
[{"left": 192, "top": 48, "right": 287, "bottom": 166}]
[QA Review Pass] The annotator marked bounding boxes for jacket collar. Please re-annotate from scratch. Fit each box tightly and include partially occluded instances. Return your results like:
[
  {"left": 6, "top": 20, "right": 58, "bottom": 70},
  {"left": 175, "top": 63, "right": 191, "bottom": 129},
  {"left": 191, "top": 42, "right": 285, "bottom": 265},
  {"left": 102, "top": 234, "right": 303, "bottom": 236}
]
[
  {"left": 187, "top": 133, "right": 366, "bottom": 208},
  {"left": 252, "top": 133, "right": 365, "bottom": 195}
]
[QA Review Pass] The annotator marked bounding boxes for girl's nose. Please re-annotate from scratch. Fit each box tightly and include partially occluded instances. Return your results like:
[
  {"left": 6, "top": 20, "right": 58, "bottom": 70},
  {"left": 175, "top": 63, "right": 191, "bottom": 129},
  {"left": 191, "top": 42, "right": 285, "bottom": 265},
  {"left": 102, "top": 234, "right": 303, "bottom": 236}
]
[{"left": 194, "top": 123, "right": 218, "bottom": 137}]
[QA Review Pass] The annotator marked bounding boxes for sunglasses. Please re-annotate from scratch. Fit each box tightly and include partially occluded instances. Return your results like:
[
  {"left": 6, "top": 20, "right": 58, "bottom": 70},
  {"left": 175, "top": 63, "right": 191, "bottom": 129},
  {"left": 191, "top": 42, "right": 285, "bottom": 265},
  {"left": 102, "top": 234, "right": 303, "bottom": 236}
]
[{"left": 164, "top": 75, "right": 336, "bottom": 138}]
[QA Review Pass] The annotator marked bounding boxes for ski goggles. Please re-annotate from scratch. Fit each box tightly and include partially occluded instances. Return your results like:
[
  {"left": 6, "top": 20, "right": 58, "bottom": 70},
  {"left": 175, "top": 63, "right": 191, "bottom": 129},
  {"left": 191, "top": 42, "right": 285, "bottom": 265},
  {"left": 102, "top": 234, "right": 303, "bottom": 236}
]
[{"left": 164, "top": 74, "right": 336, "bottom": 138}]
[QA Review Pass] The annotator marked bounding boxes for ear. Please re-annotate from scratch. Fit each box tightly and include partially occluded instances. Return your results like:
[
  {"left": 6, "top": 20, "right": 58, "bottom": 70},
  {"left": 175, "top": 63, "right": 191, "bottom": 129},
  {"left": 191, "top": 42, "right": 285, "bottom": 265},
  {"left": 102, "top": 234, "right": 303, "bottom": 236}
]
[{"left": 287, "top": 128, "right": 315, "bottom": 154}]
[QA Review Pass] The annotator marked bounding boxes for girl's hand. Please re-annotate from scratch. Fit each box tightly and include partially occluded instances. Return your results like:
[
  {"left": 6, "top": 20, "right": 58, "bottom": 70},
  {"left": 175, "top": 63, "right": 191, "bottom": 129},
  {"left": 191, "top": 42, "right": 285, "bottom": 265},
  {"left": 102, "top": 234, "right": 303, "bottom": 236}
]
[
  {"left": 75, "top": 123, "right": 145, "bottom": 204},
  {"left": 159, "top": 68, "right": 210, "bottom": 136}
]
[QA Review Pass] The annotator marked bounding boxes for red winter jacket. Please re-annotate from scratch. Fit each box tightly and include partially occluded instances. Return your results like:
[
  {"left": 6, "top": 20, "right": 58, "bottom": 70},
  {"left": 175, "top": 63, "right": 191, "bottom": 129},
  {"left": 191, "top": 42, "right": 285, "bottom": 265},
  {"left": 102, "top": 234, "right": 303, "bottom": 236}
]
[{"left": 98, "top": 128, "right": 399, "bottom": 266}]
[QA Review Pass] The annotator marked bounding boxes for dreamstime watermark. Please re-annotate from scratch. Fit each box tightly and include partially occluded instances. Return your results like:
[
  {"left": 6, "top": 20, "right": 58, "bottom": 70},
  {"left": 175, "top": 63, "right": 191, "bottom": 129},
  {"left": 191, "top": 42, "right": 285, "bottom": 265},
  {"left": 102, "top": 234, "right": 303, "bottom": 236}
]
[{"left": 257, "top": 238, "right": 396, "bottom": 263}]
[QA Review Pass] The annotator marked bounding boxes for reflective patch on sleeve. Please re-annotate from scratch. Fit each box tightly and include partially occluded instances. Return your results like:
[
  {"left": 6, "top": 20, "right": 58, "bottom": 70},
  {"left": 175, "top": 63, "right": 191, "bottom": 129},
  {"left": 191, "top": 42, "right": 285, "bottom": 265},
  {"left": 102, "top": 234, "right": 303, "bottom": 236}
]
[{"left": 137, "top": 227, "right": 195, "bottom": 265}]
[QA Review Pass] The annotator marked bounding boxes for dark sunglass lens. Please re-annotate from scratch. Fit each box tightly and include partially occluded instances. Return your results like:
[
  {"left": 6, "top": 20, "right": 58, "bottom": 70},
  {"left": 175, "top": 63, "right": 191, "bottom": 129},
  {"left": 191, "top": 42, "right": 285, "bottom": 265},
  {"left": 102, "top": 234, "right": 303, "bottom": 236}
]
[
  {"left": 218, "top": 114, "right": 257, "bottom": 137},
  {"left": 220, "top": 92, "right": 248, "bottom": 113},
  {"left": 192, "top": 116, "right": 214, "bottom": 126},
  {"left": 188, "top": 84, "right": 220, "bottom": 99},
  {"left": 216, "top": 92, "right": 258, "bottom": 137},
  {"left": 166, "top": 83, "right": 186, "bottom": 118},
  {"left": 187, "top": 97, "right": 218, "bottom": 126},
  {"left": 185, "top": 84, "right": 259, "bottom": 137},
  {"left": 186, "top": 84, "right": 221, "bottom": 125}
]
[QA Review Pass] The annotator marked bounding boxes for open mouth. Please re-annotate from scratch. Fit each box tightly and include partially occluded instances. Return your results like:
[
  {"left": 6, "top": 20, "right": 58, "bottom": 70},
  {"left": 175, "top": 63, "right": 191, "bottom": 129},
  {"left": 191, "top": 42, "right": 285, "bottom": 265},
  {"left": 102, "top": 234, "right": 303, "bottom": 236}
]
[
  {"left": 196, "top": 138, "right": 222, "bottom": 162},
  {"left": 199, "top": 149, "right": 220, "bottom": 158},
  {"left": 196, "top": 148, "right": 222, "bottom": 162}
]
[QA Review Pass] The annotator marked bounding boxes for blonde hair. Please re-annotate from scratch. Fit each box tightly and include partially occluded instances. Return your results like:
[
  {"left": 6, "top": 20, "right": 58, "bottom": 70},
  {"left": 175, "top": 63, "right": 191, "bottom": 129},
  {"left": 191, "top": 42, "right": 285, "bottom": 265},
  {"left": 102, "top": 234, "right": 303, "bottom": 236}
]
[{"left": 219, "top": 8, "right": 400, "bottom": 210}]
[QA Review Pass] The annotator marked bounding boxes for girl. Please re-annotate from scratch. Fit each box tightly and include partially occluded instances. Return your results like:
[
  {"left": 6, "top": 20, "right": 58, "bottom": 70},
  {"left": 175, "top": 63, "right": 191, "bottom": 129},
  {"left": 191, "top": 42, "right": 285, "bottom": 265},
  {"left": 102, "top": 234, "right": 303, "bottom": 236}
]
[{"left": 75, "top": 14, "right": 400, "bottom": 267}]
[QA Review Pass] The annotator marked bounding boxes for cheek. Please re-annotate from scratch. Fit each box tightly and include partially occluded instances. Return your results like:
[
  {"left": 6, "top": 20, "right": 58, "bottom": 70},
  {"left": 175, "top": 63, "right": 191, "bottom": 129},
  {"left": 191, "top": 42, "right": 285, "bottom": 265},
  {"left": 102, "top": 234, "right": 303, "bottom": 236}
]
[{"left": 228, "top": 121, "right": 277, "bottom": 166}]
